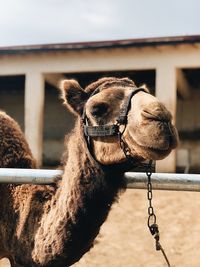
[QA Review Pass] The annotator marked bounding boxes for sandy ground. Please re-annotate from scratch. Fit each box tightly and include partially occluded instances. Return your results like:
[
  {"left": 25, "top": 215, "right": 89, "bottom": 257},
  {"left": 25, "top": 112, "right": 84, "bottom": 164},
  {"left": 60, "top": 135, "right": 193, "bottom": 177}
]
[{"left": 1, "top": 189, "right": 200, "bottom": 267}]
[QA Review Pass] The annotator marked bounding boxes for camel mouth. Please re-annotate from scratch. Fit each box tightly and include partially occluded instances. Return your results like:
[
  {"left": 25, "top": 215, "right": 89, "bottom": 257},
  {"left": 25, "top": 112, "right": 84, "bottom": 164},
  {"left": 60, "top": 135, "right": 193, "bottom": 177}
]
[
  {"left": 145, "top": 145, "right": 172, "bottom": 155},
  {"left": 125, "top": 118, "right": 179, "bottom": 161},
  {"left": 136, "top": 143, "right": 173, "bottom": 160},
  {"left": 145, "top": 145, "right": 169, "bottom": 152},
  {"left": 126, "top": 130, "right": 177, "bottom": 160}
]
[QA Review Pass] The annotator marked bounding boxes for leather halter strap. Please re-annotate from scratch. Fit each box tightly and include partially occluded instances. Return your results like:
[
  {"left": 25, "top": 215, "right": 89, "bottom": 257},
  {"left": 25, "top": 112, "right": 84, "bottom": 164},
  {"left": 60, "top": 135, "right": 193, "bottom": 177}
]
[{"left": 82, "top": 87, "right": 147, "bottom": 138}]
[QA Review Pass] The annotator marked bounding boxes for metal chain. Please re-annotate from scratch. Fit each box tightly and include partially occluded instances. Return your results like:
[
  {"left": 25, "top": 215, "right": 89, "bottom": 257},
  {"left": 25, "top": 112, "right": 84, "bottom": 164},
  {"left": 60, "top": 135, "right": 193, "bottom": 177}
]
[
  {"left": 118, "top": 128, "right": 133, "bottom": 159},
  {"left": 119, "top": 133, "right": 171, "bottom": 266},
  {"left": 120, "top": 138, "right": 133, "bottom": 159},
  {"left": 146, "top": 161, "right": 171, "bottom": 267}
]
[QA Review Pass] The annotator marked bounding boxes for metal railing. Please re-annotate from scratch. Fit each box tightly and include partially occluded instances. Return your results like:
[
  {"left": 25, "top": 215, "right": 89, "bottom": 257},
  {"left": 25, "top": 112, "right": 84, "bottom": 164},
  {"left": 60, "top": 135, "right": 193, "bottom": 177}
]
[{"left": 0, "top": 168, "right": 200, "bottom": 192}]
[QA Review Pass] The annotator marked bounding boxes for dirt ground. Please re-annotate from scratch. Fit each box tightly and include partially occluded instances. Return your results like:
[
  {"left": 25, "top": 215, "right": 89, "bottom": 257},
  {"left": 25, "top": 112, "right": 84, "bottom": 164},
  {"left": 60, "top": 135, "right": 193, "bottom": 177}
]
[{"left": 1, "top": 189, "right": 200, "bottom": 267}]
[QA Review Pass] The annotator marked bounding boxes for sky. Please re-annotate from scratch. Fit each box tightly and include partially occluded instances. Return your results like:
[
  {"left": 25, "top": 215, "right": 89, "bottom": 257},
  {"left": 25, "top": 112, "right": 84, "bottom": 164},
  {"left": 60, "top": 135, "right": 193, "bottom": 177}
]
[{"left": 0, "top": 0, "right": 200, "bottom": 47}]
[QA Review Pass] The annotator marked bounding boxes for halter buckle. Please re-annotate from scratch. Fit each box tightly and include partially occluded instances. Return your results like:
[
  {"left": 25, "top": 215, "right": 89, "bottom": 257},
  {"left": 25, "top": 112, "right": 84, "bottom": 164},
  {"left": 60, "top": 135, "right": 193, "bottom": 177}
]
[{"left": 84, "top": 124, "right": 119, "bottom": 137}]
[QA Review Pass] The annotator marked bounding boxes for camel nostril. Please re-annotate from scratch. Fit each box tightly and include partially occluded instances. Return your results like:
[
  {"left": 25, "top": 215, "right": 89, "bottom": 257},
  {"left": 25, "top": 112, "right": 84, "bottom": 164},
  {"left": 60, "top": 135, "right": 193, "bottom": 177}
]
[
  {"left": 142, "top": 108, "right": 171, "bottom": 123},
  {"left": 142, "top": 110, "right": 154, "bottom": 119},
  {"left": 142, "top": 109, "right": 161, "bottom": 121}
]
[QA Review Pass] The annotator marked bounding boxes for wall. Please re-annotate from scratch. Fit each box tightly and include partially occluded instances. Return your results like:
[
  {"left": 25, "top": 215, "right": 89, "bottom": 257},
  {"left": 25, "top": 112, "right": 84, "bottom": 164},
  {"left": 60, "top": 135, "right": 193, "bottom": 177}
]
[
  {"left": 0, "top": 75, "right": 25, "bottom": 129},
  {"left": 1, "top": 43, "right": 200, "bottom": 170},
  {"left": 177, "top": 89, "right": 200, "bottom": 171},
  {"left": 43, "top": 83, "right": 75, "bottom": 165}
]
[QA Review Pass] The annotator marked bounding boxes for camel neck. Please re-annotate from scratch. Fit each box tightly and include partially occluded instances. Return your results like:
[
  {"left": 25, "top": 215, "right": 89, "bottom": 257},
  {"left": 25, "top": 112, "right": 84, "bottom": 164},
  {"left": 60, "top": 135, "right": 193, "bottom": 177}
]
[{"left": 32, "top": 120, "right": 125, "bottom": 267}]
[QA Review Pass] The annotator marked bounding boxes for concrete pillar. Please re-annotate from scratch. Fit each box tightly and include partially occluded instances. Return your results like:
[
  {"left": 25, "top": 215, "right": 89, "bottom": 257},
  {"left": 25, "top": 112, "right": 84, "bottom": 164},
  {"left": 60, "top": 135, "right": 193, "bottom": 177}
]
[
  {"left": 156, "top": 66, "right": 177, "bottom": 173},
  {"left": 25, "top": 72, "right": 44, "bottom": 166}
]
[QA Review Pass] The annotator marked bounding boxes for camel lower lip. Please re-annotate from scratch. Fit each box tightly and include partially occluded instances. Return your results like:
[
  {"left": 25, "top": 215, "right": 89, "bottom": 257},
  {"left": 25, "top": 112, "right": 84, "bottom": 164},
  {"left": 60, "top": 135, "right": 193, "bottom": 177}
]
[
  {"left": 134, "top": 141, "right": 170, "bottom": 152},
  {"left": 145, "top": 146, "right": 169, "bottom": 152}
]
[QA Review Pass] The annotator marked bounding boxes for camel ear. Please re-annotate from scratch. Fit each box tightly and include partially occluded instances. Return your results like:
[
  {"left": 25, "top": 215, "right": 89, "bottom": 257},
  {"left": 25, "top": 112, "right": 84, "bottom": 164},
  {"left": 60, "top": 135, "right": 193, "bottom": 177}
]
[
  {"left": 140, "top": 84, "right": 150, "bottom": 93},
  {"left": 60, "top": 79, "right": 88, "bottom": 115}
]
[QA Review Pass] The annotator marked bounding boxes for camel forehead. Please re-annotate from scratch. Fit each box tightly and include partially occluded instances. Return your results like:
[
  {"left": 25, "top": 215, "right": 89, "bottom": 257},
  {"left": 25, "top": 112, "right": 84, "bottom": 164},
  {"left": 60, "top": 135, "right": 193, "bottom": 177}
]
[{"left": 87, "top": 86, "right": 131, "bottom": 104}]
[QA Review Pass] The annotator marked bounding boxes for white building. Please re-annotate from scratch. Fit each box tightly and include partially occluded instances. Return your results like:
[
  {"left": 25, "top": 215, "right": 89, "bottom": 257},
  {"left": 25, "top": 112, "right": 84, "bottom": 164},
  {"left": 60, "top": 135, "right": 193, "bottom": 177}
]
[{"left": 1, "top": 35, "right": 200, "bottom": 172}]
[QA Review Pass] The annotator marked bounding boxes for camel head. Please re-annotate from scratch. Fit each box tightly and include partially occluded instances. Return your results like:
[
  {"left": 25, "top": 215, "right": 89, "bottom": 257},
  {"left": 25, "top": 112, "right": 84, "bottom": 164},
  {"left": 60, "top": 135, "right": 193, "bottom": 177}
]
[{"left": 60, "top": 77, "right": 178, "bottom": 165}]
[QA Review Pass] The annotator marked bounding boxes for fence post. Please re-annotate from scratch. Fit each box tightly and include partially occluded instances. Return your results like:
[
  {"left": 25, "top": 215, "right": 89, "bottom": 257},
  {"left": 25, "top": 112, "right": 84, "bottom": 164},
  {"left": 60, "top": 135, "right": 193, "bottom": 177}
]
[
  {"left": 25, "top": 72, "right": 44, "bottom": 166},
  {"left": 156, "top": 65, "right": 177, "bottom": 173}
]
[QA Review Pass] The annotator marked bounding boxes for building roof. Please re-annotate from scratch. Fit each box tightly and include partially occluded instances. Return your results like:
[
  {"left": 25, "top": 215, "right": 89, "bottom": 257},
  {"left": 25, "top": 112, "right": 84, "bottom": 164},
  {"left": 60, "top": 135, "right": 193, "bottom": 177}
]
[{"left": 1, "top": 35, "right": 200, "bottom": 55}]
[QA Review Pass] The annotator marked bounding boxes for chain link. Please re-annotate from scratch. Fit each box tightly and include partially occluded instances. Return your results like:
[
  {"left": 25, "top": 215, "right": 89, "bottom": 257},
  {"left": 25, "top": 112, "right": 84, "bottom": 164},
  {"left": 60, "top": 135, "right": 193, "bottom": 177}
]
[
  {"left": 146, "top": 160, "right": 157, "bottom": 227},
  {"left": 146, "top": 161, "right": 171, "bottom": 267},
  {"left": 118, "top": 131, "right": 135, "bottom": 160}
]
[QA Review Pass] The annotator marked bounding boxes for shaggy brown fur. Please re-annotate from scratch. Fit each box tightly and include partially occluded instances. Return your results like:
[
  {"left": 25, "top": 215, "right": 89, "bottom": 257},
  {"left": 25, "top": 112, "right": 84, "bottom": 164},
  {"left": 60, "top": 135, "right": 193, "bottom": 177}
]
[
  {"left": 0, "top": 111, "right": 36, "bottom": 168},
  {"left": 0, "top": 77, "right": 178, "bottom": 267}
]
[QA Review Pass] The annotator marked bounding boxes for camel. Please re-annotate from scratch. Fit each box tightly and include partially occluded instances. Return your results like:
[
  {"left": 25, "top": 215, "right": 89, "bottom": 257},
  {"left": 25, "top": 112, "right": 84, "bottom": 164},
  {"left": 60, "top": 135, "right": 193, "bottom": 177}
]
[{"left": 0, "top": 77, "right": 178, "bottom": 267}]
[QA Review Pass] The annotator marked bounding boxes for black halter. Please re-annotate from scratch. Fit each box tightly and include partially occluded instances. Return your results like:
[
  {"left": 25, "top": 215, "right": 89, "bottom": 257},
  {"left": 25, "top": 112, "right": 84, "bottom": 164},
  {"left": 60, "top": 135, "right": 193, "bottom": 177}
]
[{"left": 82, "top": 86, "right": 147, "bottom": 163}]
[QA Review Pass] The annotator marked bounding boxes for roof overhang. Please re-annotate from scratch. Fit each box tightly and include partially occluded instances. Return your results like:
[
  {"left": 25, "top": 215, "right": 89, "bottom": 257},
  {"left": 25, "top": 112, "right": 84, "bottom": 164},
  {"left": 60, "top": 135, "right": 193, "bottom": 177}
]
[{"left": 1, "top": 35, "right": 200, "bottom": 55}]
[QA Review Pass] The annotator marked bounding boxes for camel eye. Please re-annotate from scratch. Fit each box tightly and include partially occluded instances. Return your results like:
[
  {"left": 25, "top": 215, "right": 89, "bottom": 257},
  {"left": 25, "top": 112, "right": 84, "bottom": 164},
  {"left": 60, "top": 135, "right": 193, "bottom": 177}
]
[{"left": 90, "top": 103, "right": 109, "bottom": 117}]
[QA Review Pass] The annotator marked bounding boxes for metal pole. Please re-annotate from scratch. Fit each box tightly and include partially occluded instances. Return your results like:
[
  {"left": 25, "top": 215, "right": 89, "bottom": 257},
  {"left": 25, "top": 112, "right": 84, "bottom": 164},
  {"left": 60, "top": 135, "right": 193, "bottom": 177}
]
[
  {"left": 0, "top": 168, "right": 62, "bottom": 184},
  {"left": 0, "top": 168, "right": 200, "bottom": 192},
  {"left": 125, "top": 172, "right": 200, "bottom": 192}
]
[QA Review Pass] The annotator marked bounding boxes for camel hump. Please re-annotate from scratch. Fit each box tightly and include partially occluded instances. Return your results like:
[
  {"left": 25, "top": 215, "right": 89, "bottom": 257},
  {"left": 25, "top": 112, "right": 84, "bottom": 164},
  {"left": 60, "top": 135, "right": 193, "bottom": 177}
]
[{"left": 0, "top": 110, "right": 36, "bottom": 168}]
